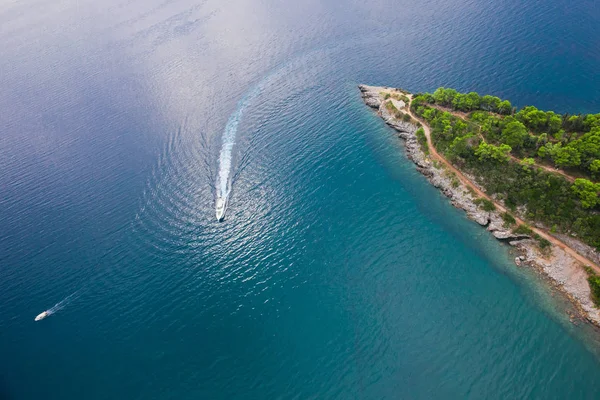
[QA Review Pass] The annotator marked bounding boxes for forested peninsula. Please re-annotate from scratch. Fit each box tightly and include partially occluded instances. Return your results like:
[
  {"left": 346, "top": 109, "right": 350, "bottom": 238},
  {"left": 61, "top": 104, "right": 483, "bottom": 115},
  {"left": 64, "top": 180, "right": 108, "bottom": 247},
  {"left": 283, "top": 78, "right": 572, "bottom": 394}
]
[
  {"left": 359, "top": 84, "right": 600, "bottom": 326},
  {"left": 411, "top": 88, "right": 600, "bottom": 248}
]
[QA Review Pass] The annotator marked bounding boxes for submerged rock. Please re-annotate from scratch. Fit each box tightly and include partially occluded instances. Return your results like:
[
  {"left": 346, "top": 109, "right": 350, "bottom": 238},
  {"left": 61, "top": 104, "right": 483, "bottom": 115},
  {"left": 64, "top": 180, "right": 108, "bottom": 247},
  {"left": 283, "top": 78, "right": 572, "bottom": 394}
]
[{"left": 515, "top": 257, "right": 522, "bottom": 266}]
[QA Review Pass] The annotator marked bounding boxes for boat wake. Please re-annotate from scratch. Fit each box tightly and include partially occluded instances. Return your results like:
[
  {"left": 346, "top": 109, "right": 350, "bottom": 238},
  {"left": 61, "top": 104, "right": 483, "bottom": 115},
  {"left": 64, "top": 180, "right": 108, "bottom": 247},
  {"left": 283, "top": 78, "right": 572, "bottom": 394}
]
[
  {"left": 34, "top": 290, "right": 81, "bottom": 322},
  {"left": 216, "top": 85, "right": 262, "bottom": 220},
  {"left": 214, "top": 44, "right": 345, "bottom": 220}
]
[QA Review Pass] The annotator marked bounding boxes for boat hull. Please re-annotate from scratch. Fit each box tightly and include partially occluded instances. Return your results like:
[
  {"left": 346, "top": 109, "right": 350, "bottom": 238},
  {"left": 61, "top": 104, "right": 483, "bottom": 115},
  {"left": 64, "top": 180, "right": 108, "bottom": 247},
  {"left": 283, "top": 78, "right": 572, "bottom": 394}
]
[
  {"left": 216, "top": 197, "right": 227, "bottom": 221},
  {"left": 35, "top": 311, "right": 48, "bottom": 321}
]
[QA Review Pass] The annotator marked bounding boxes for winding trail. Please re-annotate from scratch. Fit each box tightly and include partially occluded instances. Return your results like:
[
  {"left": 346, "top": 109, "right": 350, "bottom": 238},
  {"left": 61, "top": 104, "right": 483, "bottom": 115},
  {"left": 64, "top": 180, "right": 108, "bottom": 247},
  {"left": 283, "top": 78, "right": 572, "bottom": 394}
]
[
  {"left": 396, "top": 92, "right": 600, "bottom": 273},
  {"left": 507, "top": 155, "right": 576, "bottom": 182}
]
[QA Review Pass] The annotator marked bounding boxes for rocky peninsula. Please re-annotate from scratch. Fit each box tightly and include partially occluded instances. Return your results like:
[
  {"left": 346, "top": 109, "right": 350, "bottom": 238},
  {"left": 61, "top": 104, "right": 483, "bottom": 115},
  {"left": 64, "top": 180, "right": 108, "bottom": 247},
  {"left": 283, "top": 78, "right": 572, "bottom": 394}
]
[{"left": 359, "top": 84, "right": 600, "bottom": 326}]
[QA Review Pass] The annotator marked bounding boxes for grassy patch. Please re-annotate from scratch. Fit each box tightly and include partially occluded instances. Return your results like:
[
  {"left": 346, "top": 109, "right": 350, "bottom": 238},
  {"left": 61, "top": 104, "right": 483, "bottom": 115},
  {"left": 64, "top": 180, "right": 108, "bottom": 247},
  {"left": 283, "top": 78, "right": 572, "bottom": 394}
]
[
  {"left": 390, "top": 93, "right": 410, "bottom": 104},
  {"left": 513, "top": 224, "right": 533, "bottom": 236},
  {"left": 512, "top": 224, "right": 551, "bottom": 250},
  {"left": 415, "top": 127, "right": 429, "bottom": 155},
  {"left": 530, "top": 232, "right": 552, "bottom": 250},
  {"left": 501, "top": 212, "right": 516, "bottom": 227},
  {"left": 537, "top": 237, "right": 551, "bottom": 249},
  {"left": 474, "top": 198, "right": 496, "bottom": 212},
  {"left": 385, "top": 101, "right": 398, "bottom": 112}
]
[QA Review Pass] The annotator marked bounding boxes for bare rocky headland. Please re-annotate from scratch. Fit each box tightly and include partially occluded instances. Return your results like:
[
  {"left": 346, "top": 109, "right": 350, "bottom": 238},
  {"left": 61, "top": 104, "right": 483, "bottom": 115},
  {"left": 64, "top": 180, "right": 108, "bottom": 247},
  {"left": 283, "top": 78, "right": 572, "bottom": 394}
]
[{"left": 359, "top": 84, "right": 600, "bottom": 327}]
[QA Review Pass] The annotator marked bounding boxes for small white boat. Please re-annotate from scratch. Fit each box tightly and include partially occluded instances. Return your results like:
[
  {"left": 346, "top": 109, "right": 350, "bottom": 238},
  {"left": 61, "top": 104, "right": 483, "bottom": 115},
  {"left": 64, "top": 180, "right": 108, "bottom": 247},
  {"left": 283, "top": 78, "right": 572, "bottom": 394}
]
[
  {"left": 35, "top": 311, "right": 49, "bottom": 321},
  {"left": 216, "top": 196, "right": 227, "bottom": 221}
]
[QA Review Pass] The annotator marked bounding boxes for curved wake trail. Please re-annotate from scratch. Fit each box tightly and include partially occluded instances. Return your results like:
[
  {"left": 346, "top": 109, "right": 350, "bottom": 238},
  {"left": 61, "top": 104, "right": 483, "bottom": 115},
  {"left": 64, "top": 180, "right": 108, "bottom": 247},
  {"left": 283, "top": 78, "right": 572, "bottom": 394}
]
[
  {"left": 215, "top": 41, "right": 354, "bottom": 214},
  {"left": 35, "top": 290, "right": 82, "bottom": 321},
  {"left": 217, "top": 86, "right": 262, "bottom": 201}
]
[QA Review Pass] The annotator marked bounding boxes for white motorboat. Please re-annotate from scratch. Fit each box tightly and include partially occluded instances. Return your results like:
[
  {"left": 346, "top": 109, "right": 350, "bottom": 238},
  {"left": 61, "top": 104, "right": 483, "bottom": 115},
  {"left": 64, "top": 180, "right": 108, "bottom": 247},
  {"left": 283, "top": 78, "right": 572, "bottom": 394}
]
[
  {"left": 216, "top": 196, "right": 227, "bottom": 221},
  {"left": 35, "top": 311, "right": 49, "bottom": 321}
]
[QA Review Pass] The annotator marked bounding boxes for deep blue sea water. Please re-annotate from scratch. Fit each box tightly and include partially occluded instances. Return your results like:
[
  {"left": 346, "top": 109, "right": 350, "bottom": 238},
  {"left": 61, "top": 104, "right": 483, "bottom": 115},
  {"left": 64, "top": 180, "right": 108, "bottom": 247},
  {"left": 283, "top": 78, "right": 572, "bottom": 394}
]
[{"left": 2, "top": 0, "right": 600, "bottom": 398}]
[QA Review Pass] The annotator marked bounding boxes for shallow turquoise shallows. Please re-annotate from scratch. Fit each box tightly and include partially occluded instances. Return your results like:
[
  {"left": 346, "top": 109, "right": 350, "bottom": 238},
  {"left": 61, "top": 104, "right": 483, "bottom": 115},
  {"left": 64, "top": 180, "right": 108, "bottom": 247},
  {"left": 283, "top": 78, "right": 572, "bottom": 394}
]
[{"left": 2, "top": 0, "right": 600, "bottom": 398}]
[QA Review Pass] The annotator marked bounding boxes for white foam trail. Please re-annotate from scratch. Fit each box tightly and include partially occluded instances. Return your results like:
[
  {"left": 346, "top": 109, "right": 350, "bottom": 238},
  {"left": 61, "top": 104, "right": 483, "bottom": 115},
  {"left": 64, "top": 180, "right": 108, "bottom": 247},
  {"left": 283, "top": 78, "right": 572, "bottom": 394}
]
[
  {"left": 215, "top": 50, "right": 320, "bottom": 206},
  {"left": 217, "top": 86, "right": 261, "bottom": 200},
  {"left": 40, "top": 290, "right": 81, "bottom": 318}
]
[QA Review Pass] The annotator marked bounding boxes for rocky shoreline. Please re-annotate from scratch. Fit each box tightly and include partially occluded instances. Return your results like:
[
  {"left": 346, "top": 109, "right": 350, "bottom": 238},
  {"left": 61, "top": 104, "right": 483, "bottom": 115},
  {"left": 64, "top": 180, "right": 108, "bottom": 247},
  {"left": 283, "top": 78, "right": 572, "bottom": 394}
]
[{"left": 359, "top": 84, "right": 600, "bottom": 327}]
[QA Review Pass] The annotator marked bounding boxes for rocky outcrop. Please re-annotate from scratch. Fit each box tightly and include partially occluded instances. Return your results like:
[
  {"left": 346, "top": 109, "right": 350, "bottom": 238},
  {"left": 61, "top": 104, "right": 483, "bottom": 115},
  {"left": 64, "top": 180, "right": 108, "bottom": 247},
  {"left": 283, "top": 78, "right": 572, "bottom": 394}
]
[
  {"left": 359, "top": 85, "right": 385, "bottom": 109},
  {"left": 359, "top": 84, "right": 600, "bottom": 327}
]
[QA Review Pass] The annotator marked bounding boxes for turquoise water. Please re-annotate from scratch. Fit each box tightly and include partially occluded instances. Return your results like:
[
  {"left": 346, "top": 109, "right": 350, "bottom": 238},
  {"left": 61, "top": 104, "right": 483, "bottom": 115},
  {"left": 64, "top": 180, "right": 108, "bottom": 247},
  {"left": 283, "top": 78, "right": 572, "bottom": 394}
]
[{"left": 2, "top": 0, "right": 600, "bottom": 398}]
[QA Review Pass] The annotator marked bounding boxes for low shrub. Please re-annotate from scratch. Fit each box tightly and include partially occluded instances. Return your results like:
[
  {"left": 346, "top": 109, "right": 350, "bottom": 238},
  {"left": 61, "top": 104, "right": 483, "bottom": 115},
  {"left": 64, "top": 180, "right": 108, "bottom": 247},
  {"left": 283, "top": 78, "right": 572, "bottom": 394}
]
[
  {"left": 474, "top": 198, "right": 496, "bottom": 212},
  {"left": 538, "top": 237, "right": 551, "bottom": 249},
  {"left": 513, "top": 224, "right": 533, "bottom": 236},
  {"left": 385, "top": 101, "right": 398, "bottom": 112},
  {"left": 415, "top": 127, "right": 429, "bottom": 155},
  {"left": 501, "top": 212, "right": 516, "bottom": 227}
]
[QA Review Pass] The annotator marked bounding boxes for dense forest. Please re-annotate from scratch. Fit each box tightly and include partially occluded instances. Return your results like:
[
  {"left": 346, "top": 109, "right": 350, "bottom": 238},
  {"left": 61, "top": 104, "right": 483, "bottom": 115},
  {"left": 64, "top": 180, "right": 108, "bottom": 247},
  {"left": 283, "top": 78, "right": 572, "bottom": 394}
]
[{"left": 410, "top": 88, "right": 600, "bottom": 250}]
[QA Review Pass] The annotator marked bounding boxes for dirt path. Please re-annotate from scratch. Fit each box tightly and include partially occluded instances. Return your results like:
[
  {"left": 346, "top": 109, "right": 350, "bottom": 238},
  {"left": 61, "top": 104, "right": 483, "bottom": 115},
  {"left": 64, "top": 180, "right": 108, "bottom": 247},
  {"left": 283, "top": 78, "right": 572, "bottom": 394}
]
[
  {"left": 508, "top": 155, "right": 576, "bottom": 182},
  {"left": 400, "top": 93, "right": 600, "bottom": 273},
  {"left": 427, "top": 103, "right": 470, "bottom": 119}
]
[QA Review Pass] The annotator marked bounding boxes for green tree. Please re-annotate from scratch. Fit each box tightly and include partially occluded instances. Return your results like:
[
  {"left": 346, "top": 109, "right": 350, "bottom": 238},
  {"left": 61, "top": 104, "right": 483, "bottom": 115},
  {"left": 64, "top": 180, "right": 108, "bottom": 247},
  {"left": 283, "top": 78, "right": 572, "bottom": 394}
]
[
  {"left": 566, "top": 115, "right": 585, "bottom": 132},
  {"left": 452, "top": 93, "right": 465, "bottom": 110},
  {"left": 548, "top": 113, "right": 562, "bottom": 134},
  {"left": 515, "top": 106, "right": 562, "bottom": 133},
  {"left": 480, "top": 95, "right": 501, "bottom": 112},
  {"left": 573, "top": 129, "right": 600, "bottom": 167},
  {"left": 453, "top": 119, "right": 468, "bottom": 135},
  {"left": 590, "top": 159, "right": 600, "bottom": 176},
  {"left": 585, "top": 114, "right": 600, "bottom": 130},
  {"left": 501, "top": 121, "right": 528, "bottom": 149},
  {"left": 536, "top": 133, "right": 548, "bottom": 148},
  {"left": 433, "top": 88, "right": 458, "bottom": 107},
  {"left": 552, "top": 146, "right": 581, "bottom": 167},
  {"left": 538, "top": 141, "right": 561, "bottom": 160},
  {"left": 451, "top": 92, "right": 481, "bottom": 111},
  {"left": 475, "top": 142, "right": 511, "bottom": 163},
  {"left": 459, "top": 92, "right": 481, "bottom": 111},
  {"left": 498, "top": 100, "right": 512, "bottom": 115},
  {"left": 422, "top": 108, "right": 435, "bottom": 121},
  {"left": 449, "top": 134, "right": 477, "bottom": 159},
  {"left": 520, "top": 158, "right": 535, "bottom": 171},
  {"left": 571, "top": 179, "right": 600, "bottom": 209},
  {"left": 517, "top": 106, "right": 546, "bottom": 131}
]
